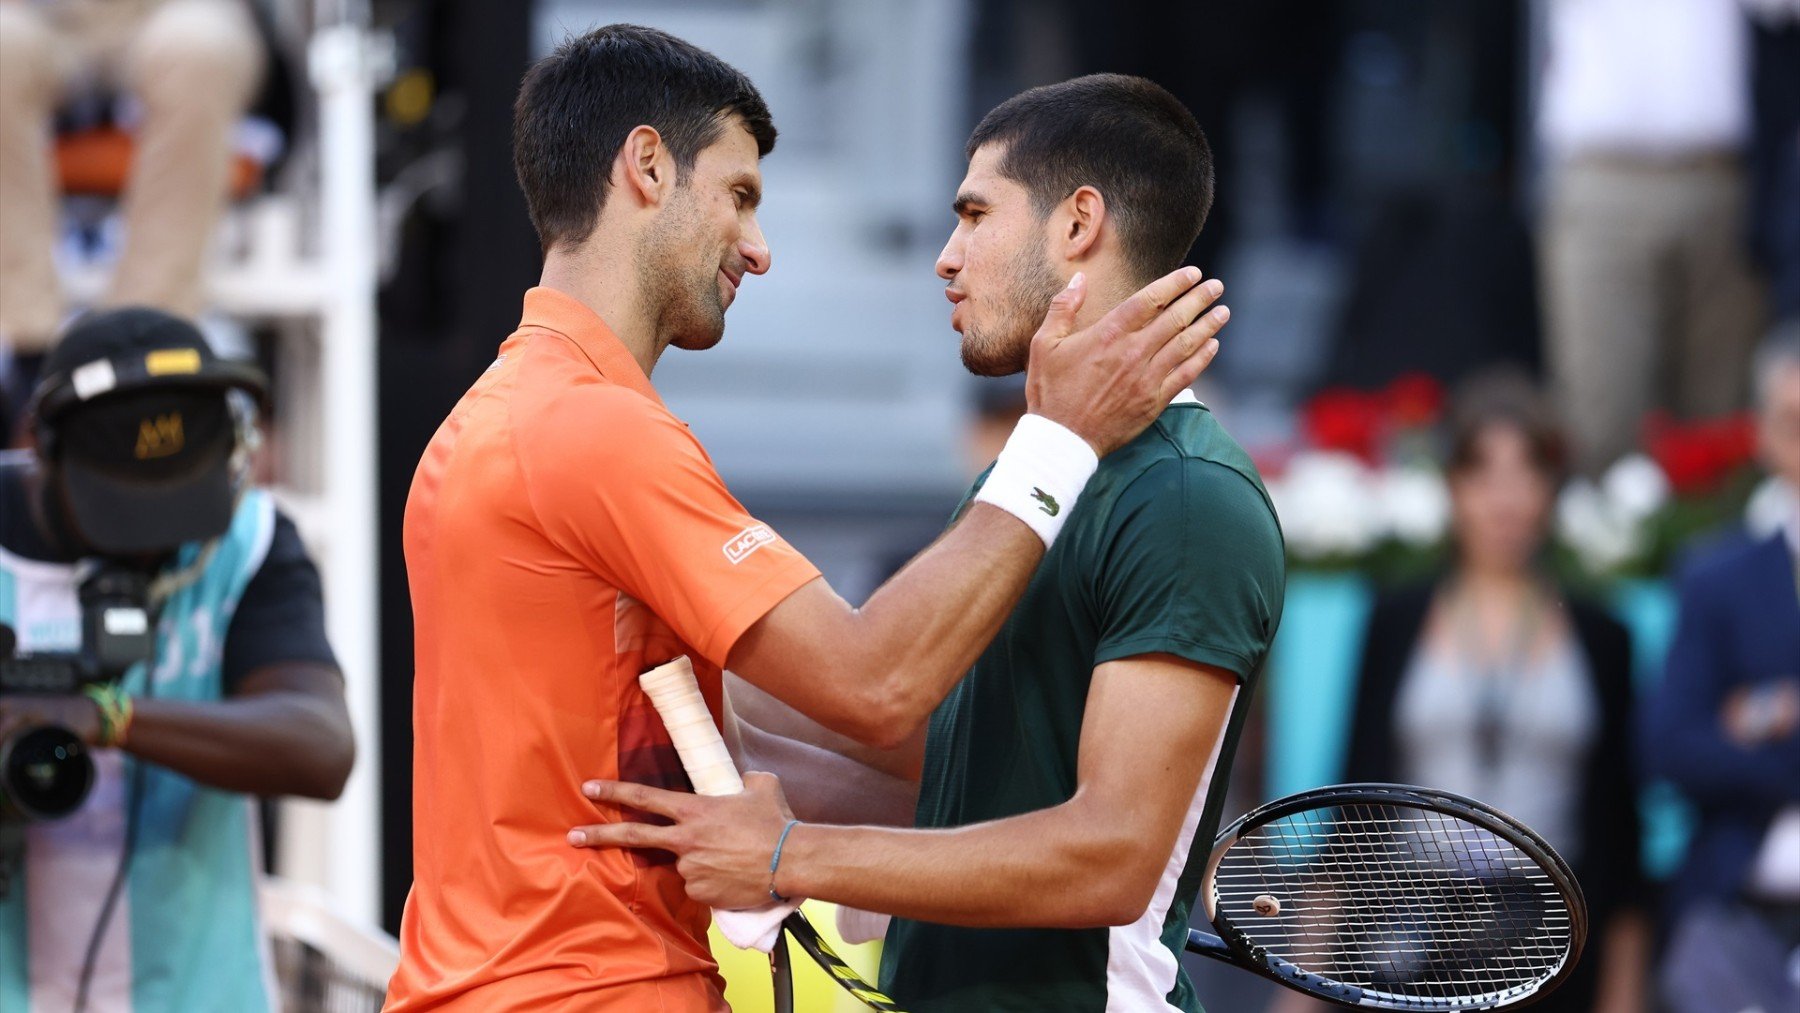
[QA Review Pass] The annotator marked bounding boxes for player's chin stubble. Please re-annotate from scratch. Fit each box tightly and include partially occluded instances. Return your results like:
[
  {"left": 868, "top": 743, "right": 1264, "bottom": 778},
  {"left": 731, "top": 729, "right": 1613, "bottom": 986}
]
[
  {"left": 642, "top": 195, "right": 728, "bottom": 352},
  {"left": 658, "top": 264, "right": 725, "bottom": 351},
  {"left": 959, "top": 234, "right": 1063, "bottom": 378}
]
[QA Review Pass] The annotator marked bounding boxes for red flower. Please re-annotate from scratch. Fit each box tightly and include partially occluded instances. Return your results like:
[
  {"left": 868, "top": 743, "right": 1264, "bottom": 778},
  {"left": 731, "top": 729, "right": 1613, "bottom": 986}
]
[
  {"left": 1303, "top": 388, "right": 1386, "bottom": 463},
  {"left": 1383, "top": 372, "right": 1445, "bottom": 429},
  {"left": 1643, "top": 411, "right": 1757, "bottom": 495}
]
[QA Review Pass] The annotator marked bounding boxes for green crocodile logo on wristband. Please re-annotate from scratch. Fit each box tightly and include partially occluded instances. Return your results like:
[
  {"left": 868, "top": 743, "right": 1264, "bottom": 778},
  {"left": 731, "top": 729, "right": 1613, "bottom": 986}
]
[{"left": 1030, "top": 487, "right": 1060, "bottom": 517}]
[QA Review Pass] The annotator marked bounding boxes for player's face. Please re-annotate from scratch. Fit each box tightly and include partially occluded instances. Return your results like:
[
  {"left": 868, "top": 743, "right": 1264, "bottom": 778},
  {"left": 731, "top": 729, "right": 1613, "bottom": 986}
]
[
  {"left": 1448, "top": 424, "right": 1555, "bottom": 571},
  {"left": 936, "top": 144, "right": 1065, "bottom": 377},
  {"left": 639, "top": 120, "right": 771, "bottom": 352}
]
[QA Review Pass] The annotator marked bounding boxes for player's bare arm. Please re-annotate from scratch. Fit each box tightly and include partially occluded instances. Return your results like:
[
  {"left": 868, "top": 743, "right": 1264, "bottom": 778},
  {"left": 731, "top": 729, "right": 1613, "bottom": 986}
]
[
  {"left": 727, "top": 270, "right": 1228, "bottom": 749},
  {"left": 724, "top": 674, "right": 921, "bottom": 825},
  {"left": 727, "top": 705, "right": 921, "bottom": 826},
  {"left": 0, "top": 661, "right": 354, "bottom": 800},
  {"left": 726, "top": 673, "right": 925, "bottom": 783},
  {"left": 573, "top": 652, "right": 1237, "bottom": 927}
]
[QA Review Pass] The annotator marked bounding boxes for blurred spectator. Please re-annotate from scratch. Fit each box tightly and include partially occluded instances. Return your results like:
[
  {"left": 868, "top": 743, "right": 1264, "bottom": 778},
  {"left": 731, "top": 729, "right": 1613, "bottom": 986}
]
[
  {"left": 1342, "top": 371, "right": 1649, "bottom": 1011},
  {"left": 1647, "top": 333, "right": 1800, "bottom": 1012},
  {"left": 0, "top": 308, "right": 352, "bottom": 1010},
  {"left": 1746, "top": 0, "right": 1800, "bottom": 322},
  {"left": 0, "top": 0, "right": 264, "bottom": 413},
  {"left": 1537, "top": 0, "right": 1765, "bottom": 472}
]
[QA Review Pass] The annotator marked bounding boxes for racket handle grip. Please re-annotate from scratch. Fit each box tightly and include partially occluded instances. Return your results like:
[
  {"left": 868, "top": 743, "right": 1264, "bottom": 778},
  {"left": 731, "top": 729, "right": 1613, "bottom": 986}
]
[
  {"left": 639, "top": 657, "right": 744, "bottom": 796},
  {"left": 638, "top": 657, "right": 798, "bottom": 951}
]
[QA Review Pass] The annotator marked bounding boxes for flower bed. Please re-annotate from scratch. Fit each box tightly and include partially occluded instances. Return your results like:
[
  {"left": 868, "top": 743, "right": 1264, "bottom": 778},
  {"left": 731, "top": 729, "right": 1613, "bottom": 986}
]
[{"left": 1261, "top": 374, "right": 1783, "bottom": 582}]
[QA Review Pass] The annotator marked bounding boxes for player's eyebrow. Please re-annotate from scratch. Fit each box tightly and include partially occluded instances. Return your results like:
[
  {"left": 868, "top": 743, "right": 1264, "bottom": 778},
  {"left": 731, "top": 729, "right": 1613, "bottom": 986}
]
[{"left": 952, "top": 191, "right": 990, "bottom": 216}]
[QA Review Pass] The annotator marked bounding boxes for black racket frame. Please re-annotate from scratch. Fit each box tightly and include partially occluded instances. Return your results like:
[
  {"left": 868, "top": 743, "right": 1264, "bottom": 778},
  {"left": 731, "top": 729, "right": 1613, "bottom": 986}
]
[
  {"left": 1183, "top": 783, "right": 1588, "bottom": 1009},
  {"left": 770, "top": 909, "right": 907, "bottom": 1013}
]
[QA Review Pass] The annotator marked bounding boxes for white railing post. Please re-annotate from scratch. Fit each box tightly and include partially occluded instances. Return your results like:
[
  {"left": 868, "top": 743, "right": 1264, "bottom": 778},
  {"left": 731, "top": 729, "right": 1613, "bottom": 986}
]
[{"left": 290, "top": 18, "right": 381, "bottom": 927}]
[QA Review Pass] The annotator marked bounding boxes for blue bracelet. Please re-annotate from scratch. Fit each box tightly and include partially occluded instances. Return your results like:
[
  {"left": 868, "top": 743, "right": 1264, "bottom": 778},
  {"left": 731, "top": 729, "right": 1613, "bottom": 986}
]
[{"left": 768, "top": 819, "right": 801, "bottom": 903}]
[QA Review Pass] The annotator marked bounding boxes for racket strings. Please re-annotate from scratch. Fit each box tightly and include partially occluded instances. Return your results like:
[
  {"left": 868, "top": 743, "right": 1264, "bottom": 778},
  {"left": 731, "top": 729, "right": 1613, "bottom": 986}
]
[{"left": 1212, "top": 802, "right": 1573, "bottom": 1004}]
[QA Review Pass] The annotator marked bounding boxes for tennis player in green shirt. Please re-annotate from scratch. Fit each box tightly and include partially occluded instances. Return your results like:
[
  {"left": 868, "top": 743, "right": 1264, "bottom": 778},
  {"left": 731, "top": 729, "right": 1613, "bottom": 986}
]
[{"left": 571, "top": 74, "right": 1286, "bottom": 1012}]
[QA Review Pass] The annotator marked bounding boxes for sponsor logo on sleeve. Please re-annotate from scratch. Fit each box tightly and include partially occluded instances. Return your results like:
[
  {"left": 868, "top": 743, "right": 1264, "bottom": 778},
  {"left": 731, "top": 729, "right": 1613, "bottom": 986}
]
[{"left": 723, "top": 523, "right": 778, "bottom": 564}]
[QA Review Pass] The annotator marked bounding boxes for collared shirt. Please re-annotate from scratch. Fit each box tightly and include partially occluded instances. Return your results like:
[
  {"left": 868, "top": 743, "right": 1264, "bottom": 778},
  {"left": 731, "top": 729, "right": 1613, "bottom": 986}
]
[
  {"left": 1746, "top": 477, "right": 1800, "bottom": 561},
  {"left": 386, "top": 288, "right": 820, "bottom": 1012},
  {"left": 884, "top": 398, "right": 1285, "bottom": 1013},
  {"left": 1782, "top": 490, "right": 1800, "bottom": 561},
  {"left": 1537, "top": 0, "right": 1750, "bottom": 158}
]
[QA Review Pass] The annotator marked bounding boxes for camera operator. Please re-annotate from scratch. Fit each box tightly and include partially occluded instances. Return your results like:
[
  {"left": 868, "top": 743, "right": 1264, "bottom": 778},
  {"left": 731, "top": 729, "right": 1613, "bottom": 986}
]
[{"left": 0, "top": 308, "right": 353, "bottom": 1012}]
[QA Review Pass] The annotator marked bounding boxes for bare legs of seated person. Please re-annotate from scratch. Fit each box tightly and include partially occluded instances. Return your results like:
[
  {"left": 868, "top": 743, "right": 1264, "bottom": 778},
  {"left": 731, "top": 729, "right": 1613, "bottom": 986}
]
[{"left": 0, "top": 0, "right": 263, "bottom": 360}]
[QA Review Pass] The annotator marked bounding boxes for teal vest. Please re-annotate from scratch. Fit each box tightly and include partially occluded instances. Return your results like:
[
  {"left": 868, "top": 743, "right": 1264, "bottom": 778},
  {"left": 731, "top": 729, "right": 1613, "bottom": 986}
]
[{"left": 1, "top": 490, "right": 277, "bottom": 1012}]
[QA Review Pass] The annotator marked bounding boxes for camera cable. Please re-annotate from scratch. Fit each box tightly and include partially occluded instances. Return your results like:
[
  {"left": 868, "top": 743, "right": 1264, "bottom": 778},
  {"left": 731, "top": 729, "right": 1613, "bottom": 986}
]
[
  {"left": 71, "top": 658, "right": 154, "bottom": 1013},
  {"left": 69, "top": 542, "right": 217, "bottom": 1012}
]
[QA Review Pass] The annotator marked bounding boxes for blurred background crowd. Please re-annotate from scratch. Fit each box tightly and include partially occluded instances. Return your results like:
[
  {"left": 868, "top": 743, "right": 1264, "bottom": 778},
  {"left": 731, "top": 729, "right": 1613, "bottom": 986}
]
[{"left": 0, "top": 0, "right": 1796, "bottom": 1010}]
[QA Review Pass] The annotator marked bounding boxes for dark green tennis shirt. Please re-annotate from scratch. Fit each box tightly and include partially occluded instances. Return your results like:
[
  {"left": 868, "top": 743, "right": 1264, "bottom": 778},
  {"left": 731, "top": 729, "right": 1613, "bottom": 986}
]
[{"left": 880, "top": 396, "right": 1286, "bottom": 1012}]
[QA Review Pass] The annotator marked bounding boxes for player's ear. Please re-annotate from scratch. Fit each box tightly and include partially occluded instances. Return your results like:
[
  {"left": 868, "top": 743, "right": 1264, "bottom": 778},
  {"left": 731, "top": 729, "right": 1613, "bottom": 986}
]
[
  {"left": 1061, "top": 185, "right": 1105, "bottom": 261},
  {"left": 616, "top": 125, "right": 674, "bottom": 208}
]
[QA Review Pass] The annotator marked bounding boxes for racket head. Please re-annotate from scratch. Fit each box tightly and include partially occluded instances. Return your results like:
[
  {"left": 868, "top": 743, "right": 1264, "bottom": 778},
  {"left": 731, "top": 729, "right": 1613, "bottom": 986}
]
[{"left": 1197, "top": 783, "right": 1587, "bottom": 1010}]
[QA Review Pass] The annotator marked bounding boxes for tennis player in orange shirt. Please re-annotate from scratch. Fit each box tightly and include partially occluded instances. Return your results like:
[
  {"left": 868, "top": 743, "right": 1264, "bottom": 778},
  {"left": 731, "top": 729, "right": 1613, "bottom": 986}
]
[{"left": 385, "top": 24, "right": 1229, "bottom": 1012}]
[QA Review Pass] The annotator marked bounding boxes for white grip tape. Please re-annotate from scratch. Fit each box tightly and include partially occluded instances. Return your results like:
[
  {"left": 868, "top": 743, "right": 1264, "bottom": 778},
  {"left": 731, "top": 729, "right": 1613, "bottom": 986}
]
[
  {"left": 639, "top": 663, "right": 742, "bottom": 796},
  {"left": 972, "top": 414, "right": 1099, "bottom": 547},
  {"left": 637, "top": 657, "right": 797, "bottom": 951}
]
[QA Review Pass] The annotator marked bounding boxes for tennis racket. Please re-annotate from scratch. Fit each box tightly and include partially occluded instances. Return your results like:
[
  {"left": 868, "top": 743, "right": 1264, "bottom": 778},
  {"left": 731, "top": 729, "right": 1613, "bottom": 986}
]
[
  {"left": 1184, "top": 783, "right": 1587, "bottom": 1009},
  {"left": 641, "top": 657, "right": 1585, "bottom": 1011},
  {"left": 638, "top": 658, "right": 903, "bottom": 1013}
]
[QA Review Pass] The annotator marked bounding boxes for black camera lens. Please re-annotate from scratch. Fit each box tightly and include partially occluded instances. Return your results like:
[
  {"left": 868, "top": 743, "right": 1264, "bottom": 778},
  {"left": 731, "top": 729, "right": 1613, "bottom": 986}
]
[{"left": 0, "top": 726, "right": 95, "bottom": 821}]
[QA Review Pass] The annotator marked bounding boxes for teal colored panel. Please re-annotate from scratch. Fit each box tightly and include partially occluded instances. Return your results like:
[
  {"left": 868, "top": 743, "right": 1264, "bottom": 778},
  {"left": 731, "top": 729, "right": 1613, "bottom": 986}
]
[
  {"left": 0, "top": 565, "right": 23, "bottom": 1010},
  {"left": 1264, "top": 574, "right": 1689, "bottom": 881},
  {"left": 129, "top": 783, "right": 270, "bottom": 1011},
  {"left": 1266, "top": 573, "right": 1373, "bottom": 799},
  {"left": 1, "top": 875, "right": 28, "bottom": 1013},
  {"left": 1609, "top": 580, "right": 1692, "bottom": 881}
]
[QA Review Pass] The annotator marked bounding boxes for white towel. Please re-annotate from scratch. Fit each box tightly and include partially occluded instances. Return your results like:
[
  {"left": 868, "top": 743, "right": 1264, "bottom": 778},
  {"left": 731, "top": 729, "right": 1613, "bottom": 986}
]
[
  {"left": 835, "top": 905, "right": 892, "bottom": 944},
  {"left": 716, "top": 900, "right": 800, "bottom": 953}
]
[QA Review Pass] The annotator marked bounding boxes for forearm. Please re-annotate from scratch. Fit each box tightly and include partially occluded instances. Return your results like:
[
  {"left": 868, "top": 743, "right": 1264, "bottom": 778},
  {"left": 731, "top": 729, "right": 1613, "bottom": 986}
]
[
  {"left": 733, "top": 721, "right": 918, "bottom": 825},
  {"left": 1649, "top": 620, "right": 1800, "bottom": 805},
  {"left": 733, "top": 504, "right": 1044, "bottom": 746},
  {"left": 577, "top": 659, "right": 1235, "bottom": 928},
  {"left": 727, "top": 673, "right": 924, "bottom": 781},
  {"left": 1648, "top": 720, "right": 1800, "bottom": 806},
  {"left": 780, "top": 801, "right": 1146, "bottom": 928},
  {"left": 125, "top": 677, "right": 354, "bottom": 799},
  {"left": 847, "top": 506, "right": 1040, "bottom": 714}
]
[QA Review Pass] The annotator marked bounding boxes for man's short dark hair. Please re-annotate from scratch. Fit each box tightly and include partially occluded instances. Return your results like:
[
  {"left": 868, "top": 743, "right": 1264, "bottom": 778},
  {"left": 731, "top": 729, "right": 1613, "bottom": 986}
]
[
  {"left": 513, "top": 24, "right": 777, "bottom": 251},
  {"left": 967, "top": 74, "right": 1213, "bottom": 280}
]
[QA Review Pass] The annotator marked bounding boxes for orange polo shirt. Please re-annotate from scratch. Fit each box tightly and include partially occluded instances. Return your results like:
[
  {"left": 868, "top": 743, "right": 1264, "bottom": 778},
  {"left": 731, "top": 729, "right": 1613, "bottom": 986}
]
[{"left": 385, "top": 287, "right": 821, "bottom": 1011}]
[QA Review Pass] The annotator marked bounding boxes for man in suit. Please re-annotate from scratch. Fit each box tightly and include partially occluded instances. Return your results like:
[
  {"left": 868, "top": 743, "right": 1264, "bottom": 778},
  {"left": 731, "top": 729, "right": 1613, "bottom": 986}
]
[{"left": 1646, "top": 330, "right": 1800, "bottom": 1009}]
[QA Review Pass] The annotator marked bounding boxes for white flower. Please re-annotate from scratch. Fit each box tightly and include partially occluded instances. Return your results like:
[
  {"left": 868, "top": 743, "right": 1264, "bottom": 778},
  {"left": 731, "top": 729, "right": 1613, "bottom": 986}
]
[
  {"left": 1376, "top": 468, "right": 1450, "bottom": 547},
  {"left": 1601, "top": 454, "right": 1671, "bottom": 524},
  {"left": 1269, "top": 452, "right": 1381, "bottom": 558},
  {"left": 1555, "top": 479, "right": 1641, "bottom": 574}
]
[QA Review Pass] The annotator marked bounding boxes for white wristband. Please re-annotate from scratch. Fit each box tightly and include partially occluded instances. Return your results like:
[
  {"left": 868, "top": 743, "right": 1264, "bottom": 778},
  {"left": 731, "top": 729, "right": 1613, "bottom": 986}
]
[{"left": 973, "top": 414, "right": 1099, "bottom": 547}]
